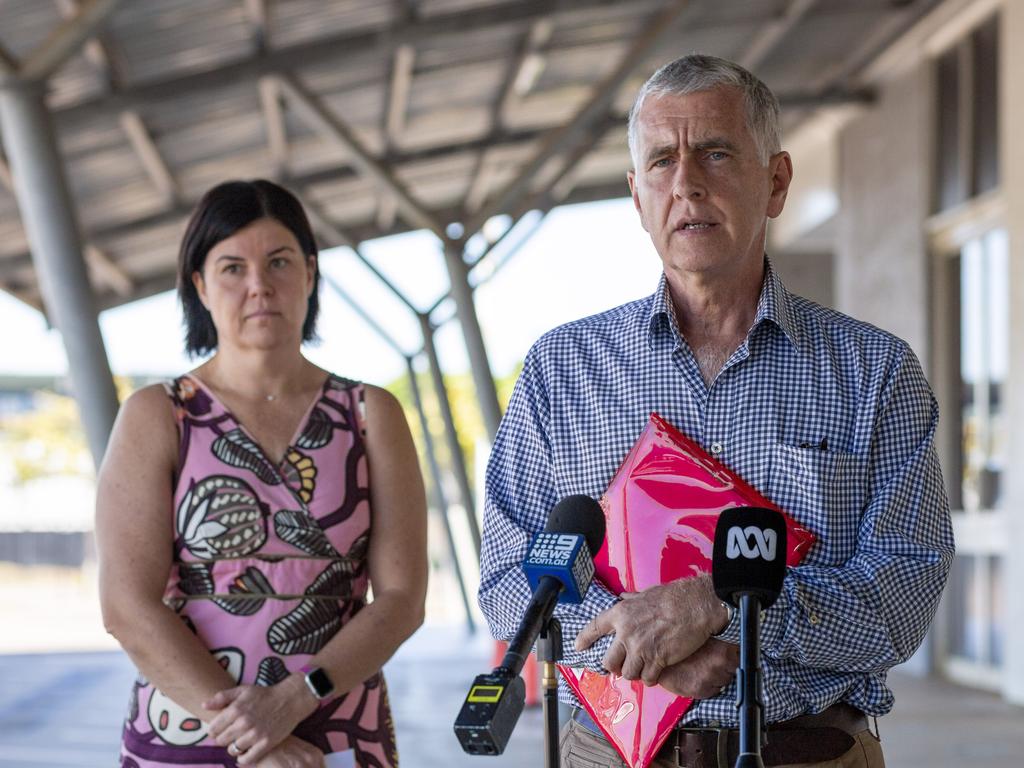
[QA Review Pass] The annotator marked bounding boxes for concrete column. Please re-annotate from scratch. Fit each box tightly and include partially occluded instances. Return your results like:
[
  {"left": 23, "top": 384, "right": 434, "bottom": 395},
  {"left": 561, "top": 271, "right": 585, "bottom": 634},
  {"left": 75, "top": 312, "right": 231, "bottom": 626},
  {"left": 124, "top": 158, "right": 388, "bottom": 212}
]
[
  {"left": 0, "top": 80, "right": 119, "bottom": 468},
  {"left": 999, "top": 0, "right": 1024, "bottom": 706},
  {"left": 406, "top": 358, "right": 475, "bottom": 633},
  {"left": 836, "top": 62, "right": 932, "bottom": 363},
  {"left": 442, "top": 240, "right": 503, "bottom": 441},
  {"left": 419, "top": 313, "right": 481, "bottom": 554}
]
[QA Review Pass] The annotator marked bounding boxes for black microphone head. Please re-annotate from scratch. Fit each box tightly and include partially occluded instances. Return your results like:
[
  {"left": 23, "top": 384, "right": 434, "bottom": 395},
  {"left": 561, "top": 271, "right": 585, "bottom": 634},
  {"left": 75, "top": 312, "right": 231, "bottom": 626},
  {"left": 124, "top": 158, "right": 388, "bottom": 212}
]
[
  {"left": 712, "top": 506, "right": 787, "bottom": 608},
  {"left": 545, "top": 495, "right": 605, "bottom": 558}
]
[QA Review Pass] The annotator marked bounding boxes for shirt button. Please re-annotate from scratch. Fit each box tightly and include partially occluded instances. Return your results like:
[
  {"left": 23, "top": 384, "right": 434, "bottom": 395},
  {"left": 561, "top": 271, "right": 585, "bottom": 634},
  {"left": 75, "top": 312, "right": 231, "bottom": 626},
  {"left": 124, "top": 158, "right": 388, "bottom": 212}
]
[
  {"left": 809, "top": 613, "right": 820, "bottom": 626},
  {"left": 710, "top": 442, "right": 723, "bottom": 455}
]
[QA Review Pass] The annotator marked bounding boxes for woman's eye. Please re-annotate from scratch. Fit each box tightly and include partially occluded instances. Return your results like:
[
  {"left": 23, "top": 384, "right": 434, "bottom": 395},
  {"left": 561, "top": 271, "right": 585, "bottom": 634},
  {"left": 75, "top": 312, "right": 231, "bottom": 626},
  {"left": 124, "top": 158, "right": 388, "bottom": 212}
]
[
  {"left": 270, "top": 257, "right": 288, "bottom": 269},
  {"left": 223, "top": 264, "right": 241, "bottom": 274}
]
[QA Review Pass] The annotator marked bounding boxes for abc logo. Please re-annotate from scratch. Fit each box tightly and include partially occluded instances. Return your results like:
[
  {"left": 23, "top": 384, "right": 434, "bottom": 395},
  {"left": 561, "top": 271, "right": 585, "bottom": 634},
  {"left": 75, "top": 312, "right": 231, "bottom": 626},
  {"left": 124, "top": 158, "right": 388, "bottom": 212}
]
[{"left": 726, "top": 525, "right": 777, "bottom": 561}]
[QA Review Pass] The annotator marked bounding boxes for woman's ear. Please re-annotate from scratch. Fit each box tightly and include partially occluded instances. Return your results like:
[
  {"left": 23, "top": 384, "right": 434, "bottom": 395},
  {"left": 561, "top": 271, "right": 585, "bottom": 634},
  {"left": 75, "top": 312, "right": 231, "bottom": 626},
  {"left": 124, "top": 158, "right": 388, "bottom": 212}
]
[
  {"left": 191, "top": 270, "right": 209, "bottom": 309},
  {"left": 306, "top": 254, "right": 317, "bottom": 297}
]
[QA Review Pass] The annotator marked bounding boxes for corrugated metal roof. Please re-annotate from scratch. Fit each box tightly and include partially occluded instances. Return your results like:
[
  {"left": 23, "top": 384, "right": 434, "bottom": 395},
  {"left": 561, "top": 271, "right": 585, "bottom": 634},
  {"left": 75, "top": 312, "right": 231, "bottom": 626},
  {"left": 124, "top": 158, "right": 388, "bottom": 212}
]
[{"left": 0, "top": 0, "right": 943, "bottom": 312}]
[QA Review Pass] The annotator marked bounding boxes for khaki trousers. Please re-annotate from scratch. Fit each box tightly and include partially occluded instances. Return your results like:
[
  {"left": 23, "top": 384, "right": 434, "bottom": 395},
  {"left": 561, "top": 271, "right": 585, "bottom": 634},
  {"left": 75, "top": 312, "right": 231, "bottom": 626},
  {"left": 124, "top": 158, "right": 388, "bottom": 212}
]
[{"left": 559, "top": 718, "right": 886, "bottom": 768}]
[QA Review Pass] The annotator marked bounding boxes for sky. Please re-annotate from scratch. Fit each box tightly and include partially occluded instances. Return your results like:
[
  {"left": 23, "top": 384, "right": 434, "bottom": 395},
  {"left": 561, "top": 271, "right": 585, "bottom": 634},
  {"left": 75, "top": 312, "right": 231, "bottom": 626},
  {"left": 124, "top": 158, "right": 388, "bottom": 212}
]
[{"left": 0, "top": 197, "right": 665, "bottom": 386}]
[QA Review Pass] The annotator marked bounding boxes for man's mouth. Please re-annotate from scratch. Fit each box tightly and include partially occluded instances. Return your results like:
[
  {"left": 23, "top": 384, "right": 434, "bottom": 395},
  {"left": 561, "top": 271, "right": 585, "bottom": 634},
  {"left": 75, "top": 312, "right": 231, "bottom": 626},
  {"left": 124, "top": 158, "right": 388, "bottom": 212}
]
[{"left": 676, "top": 220, "right": 716, "bottom": 231}]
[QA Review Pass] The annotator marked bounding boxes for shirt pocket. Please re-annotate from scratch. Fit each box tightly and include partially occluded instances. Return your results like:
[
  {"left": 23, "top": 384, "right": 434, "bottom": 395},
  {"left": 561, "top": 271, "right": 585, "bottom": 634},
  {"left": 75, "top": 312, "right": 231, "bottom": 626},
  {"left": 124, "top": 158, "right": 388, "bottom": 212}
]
[{"left": 768, "top": 443, "right": 870, "bottom": 566}]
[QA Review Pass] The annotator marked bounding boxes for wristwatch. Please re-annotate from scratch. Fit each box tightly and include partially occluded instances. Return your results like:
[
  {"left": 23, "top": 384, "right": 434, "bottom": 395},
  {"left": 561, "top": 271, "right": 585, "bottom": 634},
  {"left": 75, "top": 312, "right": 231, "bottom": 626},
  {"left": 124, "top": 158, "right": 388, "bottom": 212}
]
[
  {"left": 300, "top": 664, "right": 335, "bottom": 701},
  {"left": 715, "top": 600, "right": 736, "bottom": 636}
]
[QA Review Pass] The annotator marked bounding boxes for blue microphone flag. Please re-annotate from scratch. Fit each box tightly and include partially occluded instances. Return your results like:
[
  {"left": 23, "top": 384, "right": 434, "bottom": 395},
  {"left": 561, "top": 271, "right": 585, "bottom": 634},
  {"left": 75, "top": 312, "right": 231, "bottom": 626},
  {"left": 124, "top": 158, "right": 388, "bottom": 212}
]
[{"left": 523, "top": 531, "right": 594, "bottom": 604}]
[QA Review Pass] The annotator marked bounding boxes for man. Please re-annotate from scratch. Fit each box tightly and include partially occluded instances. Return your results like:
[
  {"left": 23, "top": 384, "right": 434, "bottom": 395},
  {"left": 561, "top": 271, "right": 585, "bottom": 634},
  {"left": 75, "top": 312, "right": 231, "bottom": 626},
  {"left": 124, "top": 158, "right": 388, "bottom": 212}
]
[{"left": 478, "top": 54, "right": 953, "bottom": 768}]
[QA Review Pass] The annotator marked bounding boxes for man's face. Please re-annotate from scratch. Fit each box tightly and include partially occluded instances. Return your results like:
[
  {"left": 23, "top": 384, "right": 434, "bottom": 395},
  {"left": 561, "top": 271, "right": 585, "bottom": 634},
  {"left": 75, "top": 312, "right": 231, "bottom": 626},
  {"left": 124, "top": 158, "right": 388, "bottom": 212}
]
[{"left": 627, "top": 87, "right": 792, "bottom": 281}]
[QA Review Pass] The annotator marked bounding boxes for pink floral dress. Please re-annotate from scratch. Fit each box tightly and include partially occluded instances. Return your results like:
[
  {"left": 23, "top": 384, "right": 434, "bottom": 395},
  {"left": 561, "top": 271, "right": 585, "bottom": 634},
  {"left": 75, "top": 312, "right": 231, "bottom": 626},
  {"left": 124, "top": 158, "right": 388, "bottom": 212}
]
[{"left": 119, "top": 373, "right": 398, "bottom": 767}]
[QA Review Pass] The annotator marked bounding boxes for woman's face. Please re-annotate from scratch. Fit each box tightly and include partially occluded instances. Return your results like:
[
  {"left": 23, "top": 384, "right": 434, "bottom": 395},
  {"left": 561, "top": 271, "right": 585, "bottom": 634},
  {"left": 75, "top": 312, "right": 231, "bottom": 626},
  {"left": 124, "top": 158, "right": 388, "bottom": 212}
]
[{"left": 191, "top": 217, "right": 316, "bottom": 354}]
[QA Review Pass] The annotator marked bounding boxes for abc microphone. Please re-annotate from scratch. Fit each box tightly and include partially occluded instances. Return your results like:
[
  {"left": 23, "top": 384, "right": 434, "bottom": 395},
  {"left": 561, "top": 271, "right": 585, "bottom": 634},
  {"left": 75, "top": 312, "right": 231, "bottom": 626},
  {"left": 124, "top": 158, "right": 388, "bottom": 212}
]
[
  {"left": 712, "top": 506, "right": 788, "bottom": 768},
  {"left": 454, "top": 495, "right": 605, "bottom": 757}
]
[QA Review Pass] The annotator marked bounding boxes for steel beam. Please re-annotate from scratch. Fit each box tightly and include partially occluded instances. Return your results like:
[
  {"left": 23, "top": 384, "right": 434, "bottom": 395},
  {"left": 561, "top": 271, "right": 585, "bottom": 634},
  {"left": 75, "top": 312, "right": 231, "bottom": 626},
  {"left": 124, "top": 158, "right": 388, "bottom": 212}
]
[
  {"left": 278, "top": 72, "right": 448, "bottom": 241},
  {"left": 55, "top": 0, "right": 122, "bottom": 90},
  {"left": 738, "top": 0, "right": 818, "bottom": 72},
  {"left": 463, "top": 0, "right": 691, "bottom": 236},
  {"left": 84, "top": 243, "right": 133, "bottom": 297},
  {"left": 258, "top": 76, "right": 288, "bottom": 178},
  {"left": 442, "top": 240, "right": 502, "bottom": 441},
  {"left": 384, "top": 44, "right": 415, "bottom": 149},
  {"left": 118, "top": 110, "right": 181, "bottom": 206},
  {"left": 244, "top": 0, "right": 270, "bottom": 51},
  {"left": 303, "top": 202, "right": 420, "bottom": 316},
  {"left": 419, "top": 313, "right": 480, "bottom": 554},
  {"left": 15, "top": 0, "right": 123, "bottom": 84},
  {"left": 0, "top": 150, "right": 13, "bottom": 190},
  {"left": 0, "top": 81, "right": 119, "bottom": 468},
  {"left": 405, "top": 356, "right": 476, "bottom": 633},
  {"left": 53, "top": 0, "right": 647, "bottom": 122},
  {"left": 0, "top": 44, "right": 17, "bottom": 77}
]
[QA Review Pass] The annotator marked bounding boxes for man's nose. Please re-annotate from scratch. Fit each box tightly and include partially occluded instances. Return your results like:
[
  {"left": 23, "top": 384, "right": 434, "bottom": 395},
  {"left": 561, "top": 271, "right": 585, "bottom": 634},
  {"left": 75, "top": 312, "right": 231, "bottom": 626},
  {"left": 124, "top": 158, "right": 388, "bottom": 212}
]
[{"left": 672, "top": 156, "right": 706, "bottom": 200}]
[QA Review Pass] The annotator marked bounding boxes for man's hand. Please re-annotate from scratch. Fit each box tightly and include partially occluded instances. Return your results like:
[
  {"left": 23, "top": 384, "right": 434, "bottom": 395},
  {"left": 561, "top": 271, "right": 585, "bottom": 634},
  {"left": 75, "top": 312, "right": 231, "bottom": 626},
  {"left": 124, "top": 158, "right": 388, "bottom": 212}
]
[
  {"left": 574, "top": 574, "right": 729, "bottom": 685},
  {"left": 657, "top": 639, "right": 739, "bottom": 699},
  {"left": 205, "top": 676, "right": 318, "bottom": 765}
]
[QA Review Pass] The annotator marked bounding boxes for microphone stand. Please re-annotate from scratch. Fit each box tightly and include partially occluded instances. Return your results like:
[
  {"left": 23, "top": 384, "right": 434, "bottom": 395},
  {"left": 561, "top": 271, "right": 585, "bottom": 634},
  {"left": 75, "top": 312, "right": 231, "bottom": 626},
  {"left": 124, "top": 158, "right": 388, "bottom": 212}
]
[
  {"left": 536, "top": 617, "right": 562, "bottom": 768},
  {"left": 735, "top": 593, "right": 765, "bottom": 768}
]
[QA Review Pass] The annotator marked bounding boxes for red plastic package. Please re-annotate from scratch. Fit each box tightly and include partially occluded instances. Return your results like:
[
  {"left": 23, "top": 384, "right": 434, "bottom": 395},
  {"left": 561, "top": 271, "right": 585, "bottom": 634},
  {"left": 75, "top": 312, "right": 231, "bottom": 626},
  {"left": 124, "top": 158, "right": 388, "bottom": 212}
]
[{"left": 558, "top": 413, "right": 815, "bottom": 768}]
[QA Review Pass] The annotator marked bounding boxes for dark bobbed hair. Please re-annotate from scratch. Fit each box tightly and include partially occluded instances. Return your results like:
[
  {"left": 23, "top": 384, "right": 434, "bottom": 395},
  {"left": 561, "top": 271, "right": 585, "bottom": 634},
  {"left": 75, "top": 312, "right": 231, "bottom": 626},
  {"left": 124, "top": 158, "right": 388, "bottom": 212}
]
[{"left": 177, "top": 179, "right": 320, "bottom": 358}]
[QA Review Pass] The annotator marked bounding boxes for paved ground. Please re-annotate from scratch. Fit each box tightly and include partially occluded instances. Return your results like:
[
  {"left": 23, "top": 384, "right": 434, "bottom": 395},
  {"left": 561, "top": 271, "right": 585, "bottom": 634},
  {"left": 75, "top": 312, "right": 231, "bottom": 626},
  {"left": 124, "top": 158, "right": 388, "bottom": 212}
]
[{"left": 1, "top": 626, "right": 1022, "bottom": 767}]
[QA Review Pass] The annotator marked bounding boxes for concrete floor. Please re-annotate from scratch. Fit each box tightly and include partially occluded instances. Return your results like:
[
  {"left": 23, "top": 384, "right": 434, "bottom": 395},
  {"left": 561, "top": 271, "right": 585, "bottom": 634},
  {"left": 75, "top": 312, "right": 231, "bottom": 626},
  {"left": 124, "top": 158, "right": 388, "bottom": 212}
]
[{"left": 0, "top": 627, "right": 1021, "bottom": 767}]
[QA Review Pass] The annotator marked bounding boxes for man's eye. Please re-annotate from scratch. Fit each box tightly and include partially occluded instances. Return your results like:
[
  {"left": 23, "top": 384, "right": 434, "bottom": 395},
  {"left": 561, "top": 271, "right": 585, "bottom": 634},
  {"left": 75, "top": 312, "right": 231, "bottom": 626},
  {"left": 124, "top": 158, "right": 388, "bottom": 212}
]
[
  {"left": 707, "top": 151, "right": 728, "bottom": 161},
  {"left": 653, "top": 157, "right": 673, "bottom": 168}
]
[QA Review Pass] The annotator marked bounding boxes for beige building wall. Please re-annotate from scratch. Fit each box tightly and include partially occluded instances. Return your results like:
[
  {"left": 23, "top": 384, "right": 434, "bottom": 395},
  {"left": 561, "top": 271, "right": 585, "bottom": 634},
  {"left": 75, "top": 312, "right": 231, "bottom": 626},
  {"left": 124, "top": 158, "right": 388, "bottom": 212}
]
[
  {"left": 835, "top": 64, "right": 932, "bottom": 365},
  {"left": 820, "top": 0, "right": 1022, "bottom": 701}
]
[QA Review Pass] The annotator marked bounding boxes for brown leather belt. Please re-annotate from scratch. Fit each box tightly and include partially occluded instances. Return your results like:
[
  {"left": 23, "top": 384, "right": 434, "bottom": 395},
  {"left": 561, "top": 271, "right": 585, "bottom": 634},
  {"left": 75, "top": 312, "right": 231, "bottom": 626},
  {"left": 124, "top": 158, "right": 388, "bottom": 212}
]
[
  {"left": 671, "top": 703, "right": 868, "bottom": 768},
  {"left": 571, "top": 703, "right": 868, "bottom": 767}
]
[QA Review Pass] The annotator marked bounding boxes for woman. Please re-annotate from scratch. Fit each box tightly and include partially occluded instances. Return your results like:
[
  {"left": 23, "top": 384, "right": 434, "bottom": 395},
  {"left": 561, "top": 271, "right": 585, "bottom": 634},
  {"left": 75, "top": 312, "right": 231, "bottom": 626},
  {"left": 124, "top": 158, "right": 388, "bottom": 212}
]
[{"left": 97, "top": 179, "right": 428, "bottom": 767}]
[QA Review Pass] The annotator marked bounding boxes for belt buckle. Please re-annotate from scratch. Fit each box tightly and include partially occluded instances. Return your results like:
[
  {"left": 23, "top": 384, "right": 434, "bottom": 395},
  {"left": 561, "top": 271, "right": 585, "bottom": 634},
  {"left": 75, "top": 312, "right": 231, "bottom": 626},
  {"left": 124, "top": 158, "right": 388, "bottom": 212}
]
[{"left": 674, "top": 725, "right": 730, "bottom": 768}]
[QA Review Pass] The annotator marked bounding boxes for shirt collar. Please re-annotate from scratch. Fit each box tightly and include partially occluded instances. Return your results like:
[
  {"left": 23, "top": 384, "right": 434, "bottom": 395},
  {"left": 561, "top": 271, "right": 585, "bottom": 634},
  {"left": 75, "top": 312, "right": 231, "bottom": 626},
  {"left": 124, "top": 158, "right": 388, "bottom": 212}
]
[{"left": 646, "top": 258, "right": 804, "bottom": 352}]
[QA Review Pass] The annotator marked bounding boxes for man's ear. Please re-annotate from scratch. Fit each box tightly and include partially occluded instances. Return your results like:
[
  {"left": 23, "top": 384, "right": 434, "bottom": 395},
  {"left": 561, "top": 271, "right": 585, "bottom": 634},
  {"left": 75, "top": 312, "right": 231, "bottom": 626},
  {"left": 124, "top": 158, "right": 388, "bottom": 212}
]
[
  {"left": 766, "top": 151, "right": 793, "bottom": 219},
  {"left": 627, "top": 170, "right": 649, "bottom": 233}
]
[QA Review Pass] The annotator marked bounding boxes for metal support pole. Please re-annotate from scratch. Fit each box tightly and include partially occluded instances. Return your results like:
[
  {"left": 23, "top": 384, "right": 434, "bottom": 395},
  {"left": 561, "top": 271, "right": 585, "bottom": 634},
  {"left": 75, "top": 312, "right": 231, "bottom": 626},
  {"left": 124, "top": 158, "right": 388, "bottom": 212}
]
[
  {"left": 442, "top": 239, "right": 503, "bottom": 441},
  {"left": 0, "top": 80, "right": 119, "bottom": 468},
  {"left": 419, "top": 312, "right": 481, "bottom": 554},
  {"left": 405, "top": 357, "right": 475, "bottom": 633}
]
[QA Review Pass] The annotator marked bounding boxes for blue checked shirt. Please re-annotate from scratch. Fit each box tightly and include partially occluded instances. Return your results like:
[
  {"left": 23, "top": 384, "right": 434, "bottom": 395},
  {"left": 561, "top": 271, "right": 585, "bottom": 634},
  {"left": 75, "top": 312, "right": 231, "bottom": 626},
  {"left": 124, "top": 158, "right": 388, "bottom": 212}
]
[{"left": 479, "top": 262, "right": 954, "bottom": 726}]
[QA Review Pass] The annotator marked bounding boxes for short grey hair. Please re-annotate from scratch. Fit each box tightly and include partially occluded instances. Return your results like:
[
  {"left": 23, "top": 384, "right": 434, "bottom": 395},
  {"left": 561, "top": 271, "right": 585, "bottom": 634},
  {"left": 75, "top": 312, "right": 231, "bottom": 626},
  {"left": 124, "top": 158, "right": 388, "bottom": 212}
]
[{"left": 627, "top": 54, "right": 781, "bottom": 167}]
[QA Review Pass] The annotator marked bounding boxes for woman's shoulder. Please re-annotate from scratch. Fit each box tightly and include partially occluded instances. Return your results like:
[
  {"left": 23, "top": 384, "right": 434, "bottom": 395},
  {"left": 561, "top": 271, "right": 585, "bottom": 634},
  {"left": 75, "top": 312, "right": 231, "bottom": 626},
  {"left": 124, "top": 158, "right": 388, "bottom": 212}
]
[
  {"left": 102, "top": 383, "right": 179, "bottom": 472},
  {"left": 121, "top": 382, "right": 177, "bottom": 416},
  {"left": 361, "top": 383, "right": 400, "bottom": 411}
]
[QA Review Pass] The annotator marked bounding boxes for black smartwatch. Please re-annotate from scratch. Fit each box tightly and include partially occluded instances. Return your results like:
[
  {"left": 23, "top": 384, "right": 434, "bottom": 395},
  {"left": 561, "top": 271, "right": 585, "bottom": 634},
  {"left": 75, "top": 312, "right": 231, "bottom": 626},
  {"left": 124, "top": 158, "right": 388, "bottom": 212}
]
[{"left": 300, "top": 664, "right": 335, "bottom": 701}]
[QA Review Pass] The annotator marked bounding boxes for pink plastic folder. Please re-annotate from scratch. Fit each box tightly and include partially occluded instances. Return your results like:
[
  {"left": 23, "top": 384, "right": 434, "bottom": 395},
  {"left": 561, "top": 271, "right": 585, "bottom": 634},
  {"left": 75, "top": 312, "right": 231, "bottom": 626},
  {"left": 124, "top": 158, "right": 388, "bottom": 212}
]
[{"left": 559, "top": 413, "right": 815, "bottom": 768}]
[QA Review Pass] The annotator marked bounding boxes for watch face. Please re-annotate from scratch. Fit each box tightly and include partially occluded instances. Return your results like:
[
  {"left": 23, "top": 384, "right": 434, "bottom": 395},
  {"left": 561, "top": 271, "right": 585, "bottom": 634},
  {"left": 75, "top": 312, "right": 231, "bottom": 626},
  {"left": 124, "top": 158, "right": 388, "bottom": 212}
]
[{"left": 306, "top": 667, "right": 334, "bottom": 698}]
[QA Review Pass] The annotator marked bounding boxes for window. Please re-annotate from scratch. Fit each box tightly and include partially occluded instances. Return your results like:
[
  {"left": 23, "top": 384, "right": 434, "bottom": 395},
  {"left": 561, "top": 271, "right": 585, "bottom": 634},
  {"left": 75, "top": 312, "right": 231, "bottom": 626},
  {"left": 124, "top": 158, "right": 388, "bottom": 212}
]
[
  {"left": 957, "top": 228, "right": 1008, "bottom": 512},
  {"left": 933, "top": 13, "right": 999, "bottom": 213}
]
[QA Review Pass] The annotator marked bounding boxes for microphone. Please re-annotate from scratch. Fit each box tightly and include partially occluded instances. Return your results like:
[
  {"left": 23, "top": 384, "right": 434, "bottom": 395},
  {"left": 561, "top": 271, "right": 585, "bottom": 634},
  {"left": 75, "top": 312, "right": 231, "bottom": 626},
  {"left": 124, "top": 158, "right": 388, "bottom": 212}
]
[
  {"left": 712, "top": 506, "right": 788, "bottom": 768},
  {"left": 454, "top": 495, "right": 605, "bottom": 756}
]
